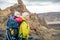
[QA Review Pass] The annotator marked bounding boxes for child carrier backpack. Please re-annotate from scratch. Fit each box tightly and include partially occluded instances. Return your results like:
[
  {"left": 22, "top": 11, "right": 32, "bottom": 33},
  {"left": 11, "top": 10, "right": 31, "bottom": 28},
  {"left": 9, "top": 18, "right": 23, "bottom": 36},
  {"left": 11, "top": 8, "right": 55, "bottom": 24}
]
[{"left": 6, "top": 16, "right": 22, "bottom": 40}]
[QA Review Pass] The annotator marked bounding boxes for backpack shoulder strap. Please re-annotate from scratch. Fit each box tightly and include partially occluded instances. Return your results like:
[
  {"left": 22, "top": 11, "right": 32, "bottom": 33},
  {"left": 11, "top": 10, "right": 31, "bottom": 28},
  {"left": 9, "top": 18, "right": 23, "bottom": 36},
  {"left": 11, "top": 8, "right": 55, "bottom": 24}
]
[
  {"left": 23, "top": 20, "right": 28, "bottom": 28},
  {"left": 22, "top": 20, "right": 28, "bottom": 25},
  {"left": 20, "top": 20, "right": 28, "bottom": 28}
]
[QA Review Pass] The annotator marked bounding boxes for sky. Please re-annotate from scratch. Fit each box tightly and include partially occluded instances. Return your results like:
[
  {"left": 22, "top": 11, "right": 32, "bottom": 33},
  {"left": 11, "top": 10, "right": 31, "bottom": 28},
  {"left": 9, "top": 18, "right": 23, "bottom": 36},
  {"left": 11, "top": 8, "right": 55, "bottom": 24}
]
[
  {"left": 23, "top": 0, "right": 60, "bottom": 13},
  {"left": 0, "top": 0, "right": 60, "bottom": 13},
  {"left": 0, "top": 0, "right": 18, "bottom": 10}
]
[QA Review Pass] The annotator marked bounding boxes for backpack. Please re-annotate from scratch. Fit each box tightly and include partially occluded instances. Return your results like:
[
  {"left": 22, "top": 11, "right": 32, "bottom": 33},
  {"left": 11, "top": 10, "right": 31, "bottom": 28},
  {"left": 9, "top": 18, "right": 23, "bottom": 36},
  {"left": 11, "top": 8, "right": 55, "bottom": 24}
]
[
  {"left": 7, "top": 16, "right": 19, "bottom": 28},
  {"left": 6, "top": 16, "right": 22, "bottom": 40}
]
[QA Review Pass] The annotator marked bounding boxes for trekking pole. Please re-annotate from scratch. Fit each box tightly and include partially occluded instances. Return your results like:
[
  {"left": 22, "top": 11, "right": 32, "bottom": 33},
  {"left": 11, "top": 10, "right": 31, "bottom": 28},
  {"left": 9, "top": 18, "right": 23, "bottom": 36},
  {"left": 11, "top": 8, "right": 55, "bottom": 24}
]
[
  {"left": 7, "top": 29, "right": 12, "bottom": 40},
  {"left": 6, "top": 30, "right": 10, "bottom": 40}
]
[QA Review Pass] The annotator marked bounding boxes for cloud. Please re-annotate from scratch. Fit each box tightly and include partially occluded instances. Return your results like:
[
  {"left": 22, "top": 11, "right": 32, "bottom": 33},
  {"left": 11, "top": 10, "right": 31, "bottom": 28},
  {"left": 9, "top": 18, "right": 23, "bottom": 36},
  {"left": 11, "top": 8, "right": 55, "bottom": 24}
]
[
  {"left": 0, "top": 0, "right": 60, "bottom": 13},
  {"left": 24, "top": 0, "right": 60, "bottom": 3},
  {"left": 23, "top": 1, "right": 53, "bottom": 6},
  {"left": 23, "top": 0, "right": 60, "bottom": 13},
  {"left": 23, "top": 0, "right": 60, "bottom": 6},
  {"left": 26, "top": 4, "right": 60, "bottom": 13},
  {"left": 0, "top": 0, "right": 18, "bottom": 10}
]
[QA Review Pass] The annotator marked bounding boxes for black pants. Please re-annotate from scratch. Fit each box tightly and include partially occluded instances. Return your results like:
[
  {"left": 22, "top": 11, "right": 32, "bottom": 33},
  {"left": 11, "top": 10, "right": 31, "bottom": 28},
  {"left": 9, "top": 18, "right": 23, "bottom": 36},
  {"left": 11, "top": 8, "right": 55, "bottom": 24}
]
[
  {"left": 18, "top": 38, "right": 27, "bottom": 40},
  {"left": 22, "top": 38, "right": 27, "bottom": 40}
]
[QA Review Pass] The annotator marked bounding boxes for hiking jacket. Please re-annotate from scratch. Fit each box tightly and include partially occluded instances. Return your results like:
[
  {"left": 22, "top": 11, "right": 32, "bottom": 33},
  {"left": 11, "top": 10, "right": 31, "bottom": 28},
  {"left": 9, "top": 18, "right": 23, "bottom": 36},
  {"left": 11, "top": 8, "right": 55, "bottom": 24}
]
[{"left": 18, "top": 17, "right": 30, "bottom": 39}]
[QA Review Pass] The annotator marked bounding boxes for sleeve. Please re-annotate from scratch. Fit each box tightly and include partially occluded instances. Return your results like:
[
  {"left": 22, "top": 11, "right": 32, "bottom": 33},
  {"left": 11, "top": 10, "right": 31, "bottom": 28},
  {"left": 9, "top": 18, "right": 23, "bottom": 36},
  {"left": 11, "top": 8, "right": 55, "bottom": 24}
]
[{"left": 18, "top": 21, "right": 27, "bottom": 37}]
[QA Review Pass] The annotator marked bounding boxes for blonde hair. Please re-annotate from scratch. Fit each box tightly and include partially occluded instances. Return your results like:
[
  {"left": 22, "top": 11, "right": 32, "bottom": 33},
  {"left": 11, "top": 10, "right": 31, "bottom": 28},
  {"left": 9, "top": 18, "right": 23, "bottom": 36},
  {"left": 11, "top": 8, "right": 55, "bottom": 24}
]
[{"left": 22, "top": 12, "right": 29, "bottom": 18}]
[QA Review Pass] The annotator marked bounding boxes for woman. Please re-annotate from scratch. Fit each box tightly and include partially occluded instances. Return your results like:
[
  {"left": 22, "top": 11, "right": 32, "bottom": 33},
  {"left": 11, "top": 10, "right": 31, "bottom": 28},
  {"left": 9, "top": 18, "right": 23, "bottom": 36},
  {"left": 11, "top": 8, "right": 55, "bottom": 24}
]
[{"left": 18, "top": 12, "right": 30, "bottom": 40}]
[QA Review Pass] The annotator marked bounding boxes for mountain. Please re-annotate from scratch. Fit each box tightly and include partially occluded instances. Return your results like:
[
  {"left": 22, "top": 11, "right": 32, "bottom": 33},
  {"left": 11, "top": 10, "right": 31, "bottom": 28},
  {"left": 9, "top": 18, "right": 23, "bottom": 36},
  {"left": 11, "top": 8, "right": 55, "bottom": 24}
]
[{"left": 38, "top": 12, "right": 60, "bottom": 22}]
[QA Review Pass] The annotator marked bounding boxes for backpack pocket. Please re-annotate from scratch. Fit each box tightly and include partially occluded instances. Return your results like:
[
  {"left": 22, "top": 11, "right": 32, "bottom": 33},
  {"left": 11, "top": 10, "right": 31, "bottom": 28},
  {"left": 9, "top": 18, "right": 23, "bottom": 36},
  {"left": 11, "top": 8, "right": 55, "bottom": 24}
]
[{"left": 10, "top": 28, "right": 18, "bottom": 36}]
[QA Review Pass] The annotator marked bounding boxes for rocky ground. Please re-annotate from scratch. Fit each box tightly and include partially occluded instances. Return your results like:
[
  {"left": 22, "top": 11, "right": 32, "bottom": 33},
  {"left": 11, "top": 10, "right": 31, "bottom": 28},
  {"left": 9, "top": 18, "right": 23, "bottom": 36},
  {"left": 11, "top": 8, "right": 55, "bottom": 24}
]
[
  {"left": 0, "top": 30, "right": 6, "bottom": 40},
  {"left": 0, "top": 26, "right": 60, "bottom": 40}
]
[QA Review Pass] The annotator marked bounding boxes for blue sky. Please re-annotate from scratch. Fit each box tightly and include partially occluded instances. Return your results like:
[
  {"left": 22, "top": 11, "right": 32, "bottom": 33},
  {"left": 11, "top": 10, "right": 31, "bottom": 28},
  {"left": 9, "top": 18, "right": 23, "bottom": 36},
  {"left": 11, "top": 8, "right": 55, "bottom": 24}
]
[{"left": 0, "top": 0, "right": 60, "bottom": 13}]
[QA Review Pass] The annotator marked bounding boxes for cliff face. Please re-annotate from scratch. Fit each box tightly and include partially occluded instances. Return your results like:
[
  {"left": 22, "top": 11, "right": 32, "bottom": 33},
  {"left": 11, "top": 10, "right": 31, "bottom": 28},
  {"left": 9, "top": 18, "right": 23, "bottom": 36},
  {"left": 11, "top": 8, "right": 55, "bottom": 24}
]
[{"left": 0, "top": 0, "right": 60, "bottom": 40}]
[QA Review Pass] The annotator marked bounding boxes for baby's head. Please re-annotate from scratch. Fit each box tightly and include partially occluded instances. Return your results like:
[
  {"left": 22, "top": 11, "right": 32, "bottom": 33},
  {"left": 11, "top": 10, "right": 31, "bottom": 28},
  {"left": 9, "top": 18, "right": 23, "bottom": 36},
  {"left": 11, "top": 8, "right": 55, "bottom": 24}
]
[{"left": 14, "top": 11, "right": 21, "bottom": 17}]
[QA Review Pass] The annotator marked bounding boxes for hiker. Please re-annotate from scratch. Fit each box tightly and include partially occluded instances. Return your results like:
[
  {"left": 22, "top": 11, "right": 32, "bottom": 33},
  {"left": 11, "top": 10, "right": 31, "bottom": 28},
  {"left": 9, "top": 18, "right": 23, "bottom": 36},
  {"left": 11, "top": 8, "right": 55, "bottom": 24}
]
[
  {"left": 18, "top": 12, "right": 30, "bottom": 40},
  {"left": 6, "top": 11, "right": 22, "bottom": 40}
]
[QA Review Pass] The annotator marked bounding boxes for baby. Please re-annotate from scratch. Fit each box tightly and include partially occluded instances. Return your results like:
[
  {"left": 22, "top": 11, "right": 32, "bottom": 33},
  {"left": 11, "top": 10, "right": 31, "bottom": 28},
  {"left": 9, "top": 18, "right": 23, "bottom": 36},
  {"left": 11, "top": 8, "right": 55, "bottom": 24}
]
[{"left": 12, "top": 11, "right": 22, "bottom": 23}]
